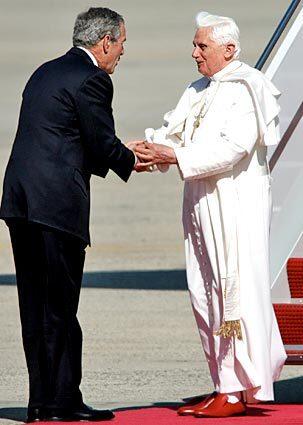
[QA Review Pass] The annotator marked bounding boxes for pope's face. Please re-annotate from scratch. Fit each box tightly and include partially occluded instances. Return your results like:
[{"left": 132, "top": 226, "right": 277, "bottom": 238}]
[{"left": 192, "top": 27, "right": 228, "bottom": 77}]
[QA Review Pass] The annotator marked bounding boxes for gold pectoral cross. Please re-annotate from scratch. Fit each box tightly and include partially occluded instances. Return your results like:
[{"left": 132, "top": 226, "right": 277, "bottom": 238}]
[{"left": 191, "top": 115, "right": 201, "bottom": 139}]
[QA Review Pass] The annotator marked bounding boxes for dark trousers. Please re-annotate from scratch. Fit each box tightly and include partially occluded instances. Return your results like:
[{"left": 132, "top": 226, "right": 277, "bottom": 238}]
[{"left": 8, "top": 220, "right": 86, "bottom": 409}]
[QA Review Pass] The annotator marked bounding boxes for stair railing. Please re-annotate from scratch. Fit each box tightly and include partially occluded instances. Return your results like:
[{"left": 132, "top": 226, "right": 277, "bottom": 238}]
[{"left": 255, "top": 0, "right": 302, "bottom": 71}]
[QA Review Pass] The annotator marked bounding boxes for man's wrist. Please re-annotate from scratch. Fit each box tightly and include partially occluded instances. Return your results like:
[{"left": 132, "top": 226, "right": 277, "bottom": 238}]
[{"left": 132, "top": 151, "right": 138, "bottom": 166}]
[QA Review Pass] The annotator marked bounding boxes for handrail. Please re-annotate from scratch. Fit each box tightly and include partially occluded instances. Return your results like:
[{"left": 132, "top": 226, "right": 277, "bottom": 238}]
[
  {"left": 269, "top": 102, "right": 303, "bottom": 171},
  {"left": 255, "top": 0, "right": 302, "bottom": 70}
]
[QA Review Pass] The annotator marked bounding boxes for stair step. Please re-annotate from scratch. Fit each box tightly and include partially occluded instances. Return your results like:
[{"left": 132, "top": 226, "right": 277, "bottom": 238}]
[
  {"left": 273, "top": 303, "right": 303, "bottom": 364},
  {"left": 273, "top": 303, "right": 303, "bottom": 344},
  {"left": 287, "top": 258, "right": 303, "bottom": 298},
  {"left": 272, "top": 255, "right": 303, "bottom": 363}
]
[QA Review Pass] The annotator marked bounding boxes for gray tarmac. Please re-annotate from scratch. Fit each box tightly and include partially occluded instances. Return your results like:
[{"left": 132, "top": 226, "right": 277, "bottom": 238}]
[{"left": 1, "top": 1, "right": 302, "bottom": 424}]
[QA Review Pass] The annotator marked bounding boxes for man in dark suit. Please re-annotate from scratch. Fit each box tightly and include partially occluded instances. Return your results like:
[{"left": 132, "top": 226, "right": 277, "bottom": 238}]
[{"left": 0, "top": 7, "right": 139, "bottom": 422}]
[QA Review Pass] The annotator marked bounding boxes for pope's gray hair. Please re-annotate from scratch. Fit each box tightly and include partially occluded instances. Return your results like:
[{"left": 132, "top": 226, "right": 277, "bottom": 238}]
[
  {"left": 73, "top": 7, "right": 124, "bottom": 47},
  {"left": 195, "top": 11, "right": 241, "bottom": 58}
]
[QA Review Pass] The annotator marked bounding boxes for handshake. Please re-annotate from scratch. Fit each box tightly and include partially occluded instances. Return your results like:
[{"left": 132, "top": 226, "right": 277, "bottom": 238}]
[{"left": 126, "top": 140, "right": 177, "bottom": 172}]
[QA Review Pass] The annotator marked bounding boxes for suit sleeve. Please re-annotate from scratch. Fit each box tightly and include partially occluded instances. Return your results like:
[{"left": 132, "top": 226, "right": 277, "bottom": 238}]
[{"left": 75, "top": 70, "right": 135, "bottom": 182}]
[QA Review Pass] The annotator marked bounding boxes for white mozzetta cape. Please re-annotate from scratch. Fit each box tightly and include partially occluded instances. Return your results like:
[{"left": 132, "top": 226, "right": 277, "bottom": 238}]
[{"left": 146, "top": 60, "right": 280, "bottom": 151}]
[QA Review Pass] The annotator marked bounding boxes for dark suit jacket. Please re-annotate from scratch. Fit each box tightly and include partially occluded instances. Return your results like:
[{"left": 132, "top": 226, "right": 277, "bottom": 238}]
[{"left": 0, "top": 47, "right": 135, "bottom": 244}]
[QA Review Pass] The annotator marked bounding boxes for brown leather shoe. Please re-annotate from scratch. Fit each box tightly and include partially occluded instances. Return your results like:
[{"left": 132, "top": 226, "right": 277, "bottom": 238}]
[
  {"left": 177, "top": 392, "right": 217, "bottom": 416},
  {"left": 194, "top": 393, "right": 246, "bottom": 418}
]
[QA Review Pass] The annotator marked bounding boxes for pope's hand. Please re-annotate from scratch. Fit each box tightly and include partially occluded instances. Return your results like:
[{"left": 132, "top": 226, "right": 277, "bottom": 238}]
[
  {"left": 133, "top": 162, "right": 153, "bottom": 173},
  {"left": 126, "top": 140, "right": 152, "bottom": 172},
  {"left": 126, "top": 140, "right": 146, "bottom": 151},
  {"left": 134, "top": 142, "right": 177, "bottom": 171}
]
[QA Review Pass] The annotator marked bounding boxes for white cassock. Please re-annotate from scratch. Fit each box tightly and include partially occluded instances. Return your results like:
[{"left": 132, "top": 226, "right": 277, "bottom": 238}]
[{"left": 146, "top": 60, "right": 286, "bottom": 401}]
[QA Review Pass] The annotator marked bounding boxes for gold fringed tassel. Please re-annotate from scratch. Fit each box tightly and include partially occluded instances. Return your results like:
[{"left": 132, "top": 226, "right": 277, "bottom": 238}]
[{"left": 215, "top": 320, "right": 242, "bottom": 340}]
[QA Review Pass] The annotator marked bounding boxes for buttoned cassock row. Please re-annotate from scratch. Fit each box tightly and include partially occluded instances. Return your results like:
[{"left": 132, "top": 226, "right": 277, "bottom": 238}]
[{"left": 146, "top": 61, "right": 286, "bottom": 401}]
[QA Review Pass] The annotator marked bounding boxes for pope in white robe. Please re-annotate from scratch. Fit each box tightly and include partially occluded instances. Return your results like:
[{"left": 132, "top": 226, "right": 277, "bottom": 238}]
[{"left": 135, "top": 11, "right": 287, "bottom": 418}]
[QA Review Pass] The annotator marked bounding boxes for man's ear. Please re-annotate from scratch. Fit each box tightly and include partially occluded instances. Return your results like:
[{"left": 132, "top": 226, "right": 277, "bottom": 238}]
[
  {"left": 102, "top": 34, "right": 112, "bottom": 54},
  {"left": 224, "top": 43, "right": 236, "bottom": 60}
]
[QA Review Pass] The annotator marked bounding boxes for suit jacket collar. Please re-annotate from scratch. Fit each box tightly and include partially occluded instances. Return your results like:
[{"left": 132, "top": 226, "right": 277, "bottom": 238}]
[{"left": 66, "top": 47, "right": 95, "bottom": 65}]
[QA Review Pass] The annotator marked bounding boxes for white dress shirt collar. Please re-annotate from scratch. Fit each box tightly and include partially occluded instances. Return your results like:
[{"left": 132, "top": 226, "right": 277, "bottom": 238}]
[
  {"left": 210, "top": 60, "right": 242, "bottom": 81},
  {"left": 76, "top": 46, "right": 99, "bottom": 67}
]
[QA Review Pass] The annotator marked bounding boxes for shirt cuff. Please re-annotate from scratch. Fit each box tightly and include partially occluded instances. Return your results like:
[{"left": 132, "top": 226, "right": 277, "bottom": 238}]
[{"left": 133, "top": 151, "right": 138, "bottom": 166}]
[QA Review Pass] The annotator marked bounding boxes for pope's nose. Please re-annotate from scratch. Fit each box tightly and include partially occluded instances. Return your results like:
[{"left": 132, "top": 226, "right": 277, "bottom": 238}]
[{"left": 192, "top": 47, "right": 200, "bottom": 59}]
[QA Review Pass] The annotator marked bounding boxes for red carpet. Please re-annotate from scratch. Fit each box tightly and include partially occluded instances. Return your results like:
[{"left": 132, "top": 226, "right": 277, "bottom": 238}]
[{"left": 39, "top": 404, "right": 303, "bottom": 425}]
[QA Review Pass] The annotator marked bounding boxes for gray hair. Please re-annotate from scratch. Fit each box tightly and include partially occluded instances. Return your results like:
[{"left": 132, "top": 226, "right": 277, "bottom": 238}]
[
  {"left": 195, "top": 11, "right": 241, "bottom": 58},
  {"left": 73, "top": 7, "right": 124, "bottom": 47}
]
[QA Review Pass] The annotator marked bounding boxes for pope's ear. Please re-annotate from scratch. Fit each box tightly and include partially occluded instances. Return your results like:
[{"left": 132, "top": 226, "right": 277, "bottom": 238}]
[{"left": 224, "top": 43, "right": 236, "bottom": 60}]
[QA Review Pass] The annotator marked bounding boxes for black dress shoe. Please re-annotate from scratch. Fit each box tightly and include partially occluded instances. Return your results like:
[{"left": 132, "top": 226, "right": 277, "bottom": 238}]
[
  {"left": 44, "top": 403, "right": 115, "bottom": 422},
  {"left": 26, "top": 407, "right": 45, "bottom": 423}
]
